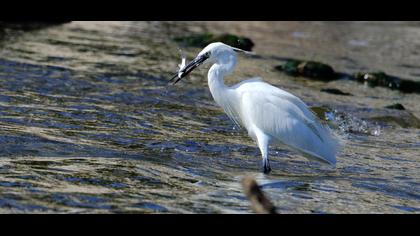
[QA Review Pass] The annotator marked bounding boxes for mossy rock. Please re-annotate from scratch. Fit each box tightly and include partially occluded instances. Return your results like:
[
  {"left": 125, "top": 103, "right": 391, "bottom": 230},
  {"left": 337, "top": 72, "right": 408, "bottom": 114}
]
[
  {"left": 275, "top": 59, "right": 337, "bottom": 81},
  {"left": 173, "top": 33, "right": 254, "bottom": 51},
  {"left": 309, "top": 106, "right": 332, "bottom": 121},
  {"left": 320, "top": 88, "right": 352, "bottom": 96},
  {"left": 352, "top": 72, "right": 420, "bottom": 93}
]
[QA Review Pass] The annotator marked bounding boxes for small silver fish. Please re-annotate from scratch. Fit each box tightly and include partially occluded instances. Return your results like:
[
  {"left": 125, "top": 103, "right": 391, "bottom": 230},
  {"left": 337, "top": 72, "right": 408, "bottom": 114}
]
[
  {"left": 178, "top": 57, "right": 186, "bottom": 78},
  {"left": 178, "top": 49, "right": 187, "bottom": 78}
]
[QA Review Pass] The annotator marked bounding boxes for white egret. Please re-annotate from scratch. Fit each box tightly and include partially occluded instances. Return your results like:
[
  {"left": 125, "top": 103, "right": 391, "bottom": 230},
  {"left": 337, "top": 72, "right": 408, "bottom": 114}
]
[{"left": 170, "top": 42, "right": 340, "bottom": 173}]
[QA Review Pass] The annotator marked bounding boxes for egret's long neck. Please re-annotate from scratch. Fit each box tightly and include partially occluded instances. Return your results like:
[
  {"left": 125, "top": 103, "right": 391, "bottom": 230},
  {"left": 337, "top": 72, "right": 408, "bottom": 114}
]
[
  {"left": 207, "top": 54, "right": 236, "bottom": 106},
  {"left": 208, "top": 64, "right": 227, "bottom": 98},
  {"left": 206, "top": 52, "right": 242, "bottom": 127}
]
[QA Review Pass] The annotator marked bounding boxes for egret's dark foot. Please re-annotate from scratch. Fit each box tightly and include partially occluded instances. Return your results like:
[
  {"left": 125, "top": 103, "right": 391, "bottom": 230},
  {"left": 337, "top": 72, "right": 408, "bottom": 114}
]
[
  {"left": 263, "top": 166, "right": 272, "bottom": 174},
  {"left": 262, "top": 159, "right": 272, "bottom": 174}
]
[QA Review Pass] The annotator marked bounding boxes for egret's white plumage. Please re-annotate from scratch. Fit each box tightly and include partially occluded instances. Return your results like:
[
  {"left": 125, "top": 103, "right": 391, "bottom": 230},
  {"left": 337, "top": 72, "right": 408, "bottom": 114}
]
[{"left": 171, "top": 42, "right": 340, "bottom": 173}]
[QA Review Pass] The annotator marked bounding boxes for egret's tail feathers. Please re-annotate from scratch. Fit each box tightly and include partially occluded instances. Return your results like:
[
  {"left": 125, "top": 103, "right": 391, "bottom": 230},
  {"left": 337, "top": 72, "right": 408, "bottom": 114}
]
[
  {"left": 285, "top": 128, "right": 340, "bottom": 167},
  {"left": 299, "top": 149, "right": 337, "bottom": 167},
  {"left": 278, "top": 140, "right": 337, "bottom": 167}
]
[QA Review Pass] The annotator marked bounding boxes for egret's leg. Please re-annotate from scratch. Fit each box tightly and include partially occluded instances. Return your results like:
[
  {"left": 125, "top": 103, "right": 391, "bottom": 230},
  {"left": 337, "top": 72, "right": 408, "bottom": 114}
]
[{"left": 255, "top": 129, "right": 271, "bottom": 174}]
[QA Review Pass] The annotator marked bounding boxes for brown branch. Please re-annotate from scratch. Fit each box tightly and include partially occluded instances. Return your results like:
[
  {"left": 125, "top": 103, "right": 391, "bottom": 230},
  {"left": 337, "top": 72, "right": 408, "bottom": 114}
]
[{"left": 241, "top": 176, "right": 278, "bottom": 214}]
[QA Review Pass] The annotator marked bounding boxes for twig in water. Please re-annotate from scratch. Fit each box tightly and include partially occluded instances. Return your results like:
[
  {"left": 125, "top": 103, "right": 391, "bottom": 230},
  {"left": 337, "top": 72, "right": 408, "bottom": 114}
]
[{"left": 241, "top": 176, "right": 278, "bottom": 214}]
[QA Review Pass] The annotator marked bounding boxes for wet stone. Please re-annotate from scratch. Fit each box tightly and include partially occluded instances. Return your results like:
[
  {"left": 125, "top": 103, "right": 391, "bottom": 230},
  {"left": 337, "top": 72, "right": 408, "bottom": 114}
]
[
  {"left": 320, "top": 88, "right": 352, "bottom": 96},
  {"left": 384, "top": 103, "right": 406, "bottom": 110},
  {"left": 352, "top": 72, "right": 420, "bottom": 93}
]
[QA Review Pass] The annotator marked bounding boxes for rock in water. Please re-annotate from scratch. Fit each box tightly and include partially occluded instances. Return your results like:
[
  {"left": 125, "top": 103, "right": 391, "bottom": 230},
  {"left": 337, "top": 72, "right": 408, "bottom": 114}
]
[
  {"left": 173, "top": 33, "right": 254, "bottom": 51},
  {"left": 321, "top": 88, "right": 352, "bottom": 96},
  {"left": 275, "top": 59, "right": 337, "bottom": 81},
  {"left": 384, "top": 103, "right": 406, "bottom": 110},
  {"left": 353, "top": 72, "right": 420, "bottom": 93},
  {"left": 368, "top": 112, "right": 420, "bottom": 129}
]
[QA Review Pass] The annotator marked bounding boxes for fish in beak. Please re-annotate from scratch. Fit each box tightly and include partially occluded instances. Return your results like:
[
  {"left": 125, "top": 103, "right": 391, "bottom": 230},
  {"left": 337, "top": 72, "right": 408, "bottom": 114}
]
[{"left": 169, "top": 53, "right": 210, "bottom": 84}]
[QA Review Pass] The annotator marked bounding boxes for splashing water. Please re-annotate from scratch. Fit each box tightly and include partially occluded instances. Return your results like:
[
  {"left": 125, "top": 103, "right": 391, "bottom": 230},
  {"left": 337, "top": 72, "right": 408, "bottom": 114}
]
[{"left": 326, "top": 110, "right": 381, "bottom": 136}]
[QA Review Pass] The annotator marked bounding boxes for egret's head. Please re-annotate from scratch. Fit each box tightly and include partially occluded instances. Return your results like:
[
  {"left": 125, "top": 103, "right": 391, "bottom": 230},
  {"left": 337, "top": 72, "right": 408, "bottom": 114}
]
[{"left": 169, "top": 42, "right": 252, "bottom": 84}]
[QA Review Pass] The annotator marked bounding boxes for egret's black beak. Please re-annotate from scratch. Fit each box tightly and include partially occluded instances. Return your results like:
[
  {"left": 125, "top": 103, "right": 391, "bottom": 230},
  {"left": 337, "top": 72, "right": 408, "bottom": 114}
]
[{"left": 169, "top": 53, "right": 209, "bottom": 84}]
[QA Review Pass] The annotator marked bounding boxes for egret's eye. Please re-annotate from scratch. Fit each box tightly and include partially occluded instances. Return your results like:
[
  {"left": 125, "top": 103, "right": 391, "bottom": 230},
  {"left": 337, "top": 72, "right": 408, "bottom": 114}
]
[{"left": 204, "top": 52, "right": 211, "bottom": 57}]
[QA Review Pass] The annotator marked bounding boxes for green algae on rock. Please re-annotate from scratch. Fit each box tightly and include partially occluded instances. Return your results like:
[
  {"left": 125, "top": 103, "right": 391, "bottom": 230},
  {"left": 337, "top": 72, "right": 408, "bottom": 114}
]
[
  {"left": 173, "top": 33, "right": 254, "bottom": 51},
  {"left": 275, "top": 59, "right": 337, "bottom": 81},
  {"left": 310, "top": 106, "right": 332, "bottom": 121},
  {"left": 353, "top": 72, "right": 420, "bottom": 93}
]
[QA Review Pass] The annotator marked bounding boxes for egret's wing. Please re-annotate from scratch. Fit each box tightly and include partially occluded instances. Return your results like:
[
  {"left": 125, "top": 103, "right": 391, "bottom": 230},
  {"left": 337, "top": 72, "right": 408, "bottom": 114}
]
[
  {"left": 238, "top": 81, "right": 339, "bottom": 165},
  {"left": 222, "top": 77, "right": 265, "bottom": 128}
]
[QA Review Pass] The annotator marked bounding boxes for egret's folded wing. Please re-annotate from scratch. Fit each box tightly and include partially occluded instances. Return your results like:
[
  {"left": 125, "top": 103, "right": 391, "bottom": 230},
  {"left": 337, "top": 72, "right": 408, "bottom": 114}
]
[{"left": 240, "top": 87, "right": 338, "bottom": 165}]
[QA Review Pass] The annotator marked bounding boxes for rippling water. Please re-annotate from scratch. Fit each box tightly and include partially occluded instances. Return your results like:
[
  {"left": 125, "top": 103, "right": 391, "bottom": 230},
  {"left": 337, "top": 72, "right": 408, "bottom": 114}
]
[{"left": 0, "top": 21, "right": 419, "bottom": 213}]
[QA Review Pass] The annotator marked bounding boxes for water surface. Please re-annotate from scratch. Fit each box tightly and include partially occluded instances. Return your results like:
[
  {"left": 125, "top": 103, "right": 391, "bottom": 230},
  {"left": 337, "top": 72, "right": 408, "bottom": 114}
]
[{"left": 0, "top": 21, "right": 418, "bottom": 213}]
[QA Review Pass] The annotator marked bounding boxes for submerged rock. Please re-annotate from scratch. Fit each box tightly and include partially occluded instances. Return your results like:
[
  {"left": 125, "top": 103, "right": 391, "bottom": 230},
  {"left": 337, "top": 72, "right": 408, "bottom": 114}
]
[
  {"left": 384, "top": 103, "right": 406, "bottom": 110},
  {"left": 320, "top": 88, "right": 352, "bottom": 96},
  {"left": 173, "top": 33, "right": 254, "bottom": 51},
  {"left": 347, "top": 105, "right": 420, "bottom": 129},
  {"left": 353, "top": 72, "right": 420, "bottom": 93},
  {"left": 369, "top": 115, "right": 420, "bottom": 129},
  {"left": 368, "top": 112, "right": 420, "bottom": 129},
  {"left": 316, "top": 104, "right": 420, "bottom": 131},
  {"left": 275, "top": 59, "right": 337, "bottom": 81}
]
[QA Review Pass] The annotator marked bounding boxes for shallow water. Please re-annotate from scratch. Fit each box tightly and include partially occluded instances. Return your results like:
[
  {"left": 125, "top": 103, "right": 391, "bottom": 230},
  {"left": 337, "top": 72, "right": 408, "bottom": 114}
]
[{"left": 0, "top": 21, "right": 419, "bottom": 213}]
